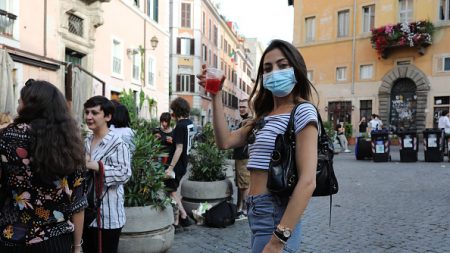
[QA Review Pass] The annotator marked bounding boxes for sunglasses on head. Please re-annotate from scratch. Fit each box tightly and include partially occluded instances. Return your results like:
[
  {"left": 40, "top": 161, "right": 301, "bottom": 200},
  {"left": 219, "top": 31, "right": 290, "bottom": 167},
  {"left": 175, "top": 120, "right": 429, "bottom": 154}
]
[{"left": 247, "top": 118, "right": 266, "bottom": 144}]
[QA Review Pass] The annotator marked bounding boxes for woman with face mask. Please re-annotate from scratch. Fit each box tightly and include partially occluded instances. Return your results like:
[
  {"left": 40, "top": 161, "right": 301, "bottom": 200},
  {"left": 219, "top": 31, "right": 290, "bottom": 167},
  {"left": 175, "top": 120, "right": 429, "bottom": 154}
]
[{"left": 198, "top": 40, "right": 318, "bottom": 253}]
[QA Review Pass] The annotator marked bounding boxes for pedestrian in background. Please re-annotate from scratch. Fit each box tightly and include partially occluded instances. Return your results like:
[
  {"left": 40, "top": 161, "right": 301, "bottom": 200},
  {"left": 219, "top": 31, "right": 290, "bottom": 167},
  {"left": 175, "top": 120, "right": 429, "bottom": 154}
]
[
  {"left": 83, "top": 96, "right": 131, "bottom": 253},
  {"left": 232, "top": 99, "right": 251, "bottom": 220},
  {"left": 166, "top": 98, "right": 195, "bottom": 230},
  {"left": 155, "top": 112, "right": 174, "bottom": 164},
  {"left": 358, "top": 116, "right": 368, "bottom": 136},
  {"left": 0, "top": 79, "right": 86, "bottom": 253},
  {"left": 110, "top": 100, "right": 135, "bottom": 155},
  {"left": 438, "top": 110, "right": 450, "bottom": 135},
  {"left": 198, "top": 39, "right": 318, "bottom": 253},
  {"left": 369, "top": 114, "right": 383, "bottom": 132},
  {"left": 438, "top": 110, "right": 450, "bottom": 153},
  {"left": 336, "top": 122, "right": 351, "bottom": 153}
]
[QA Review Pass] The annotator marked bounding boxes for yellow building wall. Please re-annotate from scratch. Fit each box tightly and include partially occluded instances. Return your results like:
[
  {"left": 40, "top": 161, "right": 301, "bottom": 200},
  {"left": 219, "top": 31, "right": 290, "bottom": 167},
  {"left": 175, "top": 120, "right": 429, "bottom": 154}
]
[{"left": 294, "top": 0, "right": 450, "bottom": 132}]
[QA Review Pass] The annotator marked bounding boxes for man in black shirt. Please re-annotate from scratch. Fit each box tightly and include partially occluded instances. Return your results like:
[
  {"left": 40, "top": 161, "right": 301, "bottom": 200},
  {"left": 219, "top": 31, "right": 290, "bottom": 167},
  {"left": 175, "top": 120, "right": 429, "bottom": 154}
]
[
  {"left": 233, "top": 99, "right": 250, "bottom": 219},
  {"left": 166, "top": 97, "right": 195, "bottom": 228}
]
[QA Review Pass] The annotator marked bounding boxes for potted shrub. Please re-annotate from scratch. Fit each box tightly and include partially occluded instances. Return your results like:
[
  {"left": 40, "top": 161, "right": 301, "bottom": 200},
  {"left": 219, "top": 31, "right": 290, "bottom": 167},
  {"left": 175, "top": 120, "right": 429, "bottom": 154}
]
[
  {"left": 344, "top": 123, "right": 355, "bottom": 145},
  {"left": 118, "top": 90, "right": 174, "bottom": 253},
  {"left": 181, "top": 123, "right": 232, "bottom": 216},
  {"left": 323, "top": 121, "right": 339, "bottom": 154}
]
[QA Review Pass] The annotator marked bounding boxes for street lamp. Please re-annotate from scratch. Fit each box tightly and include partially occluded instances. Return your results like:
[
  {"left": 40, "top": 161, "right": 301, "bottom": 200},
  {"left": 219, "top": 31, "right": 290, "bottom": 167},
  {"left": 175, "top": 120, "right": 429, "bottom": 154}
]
[{"left": 150, "top": 36, "right": 159, "bottom": 50}]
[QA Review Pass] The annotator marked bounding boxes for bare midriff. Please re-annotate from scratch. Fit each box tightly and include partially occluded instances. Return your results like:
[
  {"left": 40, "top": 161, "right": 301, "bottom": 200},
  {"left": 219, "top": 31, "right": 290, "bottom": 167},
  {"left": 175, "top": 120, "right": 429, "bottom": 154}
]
[{"left": 248, "top": 169, "right": 269, "bottom": 195}]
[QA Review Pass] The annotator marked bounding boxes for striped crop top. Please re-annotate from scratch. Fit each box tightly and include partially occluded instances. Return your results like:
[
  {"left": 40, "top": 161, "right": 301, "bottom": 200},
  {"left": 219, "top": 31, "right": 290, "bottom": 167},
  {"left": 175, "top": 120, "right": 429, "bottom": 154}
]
[{"left": 247, "top": 103, "right": 318, "bottom": 171}]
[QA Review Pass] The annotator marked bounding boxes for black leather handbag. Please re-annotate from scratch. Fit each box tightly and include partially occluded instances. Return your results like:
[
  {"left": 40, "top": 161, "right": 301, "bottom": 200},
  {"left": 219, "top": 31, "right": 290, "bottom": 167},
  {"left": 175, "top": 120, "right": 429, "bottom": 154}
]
[{"left": 267, "top": 102, "right": 339, "bottom": 197}]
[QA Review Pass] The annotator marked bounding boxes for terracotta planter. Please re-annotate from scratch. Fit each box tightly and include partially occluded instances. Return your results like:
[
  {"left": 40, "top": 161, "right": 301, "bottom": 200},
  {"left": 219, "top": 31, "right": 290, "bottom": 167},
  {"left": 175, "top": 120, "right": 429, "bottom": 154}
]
[
  {"left": 391, "top": 139, "right": 400, "bottom": 146},
  {"left": 348, "top": 137, "right": 356, "bottom": 145},
  {"left": 118, "top": 205, "right": 174, "bottom": 253},
  {"left": 181, "top": 178, "right": 232, "bottom": 216}
]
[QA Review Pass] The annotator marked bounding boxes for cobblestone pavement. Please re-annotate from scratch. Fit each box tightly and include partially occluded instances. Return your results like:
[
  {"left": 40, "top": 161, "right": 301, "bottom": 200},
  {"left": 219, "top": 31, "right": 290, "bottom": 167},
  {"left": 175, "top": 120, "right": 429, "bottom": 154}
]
[{"left": 168, "top": 147, "right": 450, "bottom": 253}]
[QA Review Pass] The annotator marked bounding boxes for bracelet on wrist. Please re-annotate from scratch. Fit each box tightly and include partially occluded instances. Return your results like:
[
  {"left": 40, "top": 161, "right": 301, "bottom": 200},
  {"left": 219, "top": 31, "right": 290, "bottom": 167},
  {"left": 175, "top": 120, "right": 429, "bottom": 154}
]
[
  {"left": 272, "top": 231, "right": 287, "bottom": 244},
  {"left": 72, "top": 239, "right": 83, "bottom": 248}
]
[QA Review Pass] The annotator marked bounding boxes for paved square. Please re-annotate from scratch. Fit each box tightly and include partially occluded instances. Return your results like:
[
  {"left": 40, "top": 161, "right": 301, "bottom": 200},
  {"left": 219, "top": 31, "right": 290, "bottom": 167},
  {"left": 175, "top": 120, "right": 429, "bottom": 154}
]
[{"left": 169, "top": 147, "right": 450, "bottom": 252}]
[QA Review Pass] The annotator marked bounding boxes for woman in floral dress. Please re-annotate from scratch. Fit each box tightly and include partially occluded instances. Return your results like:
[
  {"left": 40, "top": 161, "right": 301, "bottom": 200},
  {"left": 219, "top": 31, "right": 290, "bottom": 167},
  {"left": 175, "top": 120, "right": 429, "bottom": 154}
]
[{"left": 0, "top": 79, "right": 87, "bottom": 253}]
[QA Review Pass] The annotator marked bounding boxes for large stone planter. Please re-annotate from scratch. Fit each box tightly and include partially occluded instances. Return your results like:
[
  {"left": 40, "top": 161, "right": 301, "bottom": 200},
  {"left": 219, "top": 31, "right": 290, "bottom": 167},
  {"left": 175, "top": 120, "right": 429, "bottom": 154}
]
[
  {"left": 119, "top": 205, "right": 174, "bottom": 253},
  {"left": 181, "top": 179, "right": 232, "bottom": 216}
]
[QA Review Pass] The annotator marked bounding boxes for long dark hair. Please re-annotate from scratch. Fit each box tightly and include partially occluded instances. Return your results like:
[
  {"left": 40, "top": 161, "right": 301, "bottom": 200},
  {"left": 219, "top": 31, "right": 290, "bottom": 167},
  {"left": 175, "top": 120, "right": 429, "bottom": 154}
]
[
  {"left": 110, "top": 100, "right": 131, "bottom": 128},
  {"left": 249, "top": 39, "right": 318, "bottom": 119},
  {"left": 14, "top": 79, "right": 85, "bottom": 180}
]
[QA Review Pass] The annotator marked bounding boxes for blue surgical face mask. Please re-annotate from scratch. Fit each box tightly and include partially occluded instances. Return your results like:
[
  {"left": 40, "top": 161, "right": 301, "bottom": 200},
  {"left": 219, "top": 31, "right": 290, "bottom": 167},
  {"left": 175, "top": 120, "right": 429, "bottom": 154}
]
[{"left": 262, "top": 68, "right": 297, "bottom": 97}]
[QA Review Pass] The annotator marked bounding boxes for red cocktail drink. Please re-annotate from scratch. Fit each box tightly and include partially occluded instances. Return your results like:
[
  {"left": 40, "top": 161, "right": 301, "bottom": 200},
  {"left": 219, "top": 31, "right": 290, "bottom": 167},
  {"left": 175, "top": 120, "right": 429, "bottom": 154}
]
[
  {"left": 205, "top": 68, "right": 223, "bottom": 94},
  {"left": 206, "top": 78, "right": 221, "bottom": 94}
]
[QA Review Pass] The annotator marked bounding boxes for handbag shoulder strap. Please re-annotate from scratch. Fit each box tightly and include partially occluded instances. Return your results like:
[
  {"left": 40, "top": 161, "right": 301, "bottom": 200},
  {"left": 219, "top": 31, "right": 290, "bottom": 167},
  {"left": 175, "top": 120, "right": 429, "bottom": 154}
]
[{"left": 285, "top": 101, "right": 327, "bottom": 142}]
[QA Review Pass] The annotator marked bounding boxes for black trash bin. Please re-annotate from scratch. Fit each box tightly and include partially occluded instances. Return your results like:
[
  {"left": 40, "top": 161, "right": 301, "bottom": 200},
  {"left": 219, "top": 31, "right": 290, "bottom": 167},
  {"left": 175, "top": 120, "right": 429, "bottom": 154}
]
[
  {"left": 355, "top": 136, "right": 372, "bottom": 160},
  {"left": 422, "top": 128, "right": 444, "bottom": 162},
  {"left": 371, "top": 129, "right": 390, "bottom": 162},
  {"left": 397, "top": 130, "right": 418, "bottom": 162}
]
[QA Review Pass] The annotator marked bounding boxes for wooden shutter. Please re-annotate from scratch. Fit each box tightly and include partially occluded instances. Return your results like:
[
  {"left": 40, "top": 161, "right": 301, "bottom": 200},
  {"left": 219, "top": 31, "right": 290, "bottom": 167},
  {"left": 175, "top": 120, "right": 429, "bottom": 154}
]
[
  {"left": 177, "top": 38, "right": 181, "bottom": 54},
  {"left": 190, "top": 75, "right": 195, "bottom": 92},
  {"left": 176, "top": 75, "right": 181, "bottom": 91},
  {"left": 190, "top": 39, "right": 195, "bottom": 55}
]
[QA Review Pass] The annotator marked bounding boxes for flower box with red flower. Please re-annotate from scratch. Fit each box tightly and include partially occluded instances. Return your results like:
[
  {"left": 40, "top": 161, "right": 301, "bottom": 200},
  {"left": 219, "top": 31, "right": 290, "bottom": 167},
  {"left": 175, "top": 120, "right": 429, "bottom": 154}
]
[{"left": 370, "top": 20, "right": 434, "bottom": 58}]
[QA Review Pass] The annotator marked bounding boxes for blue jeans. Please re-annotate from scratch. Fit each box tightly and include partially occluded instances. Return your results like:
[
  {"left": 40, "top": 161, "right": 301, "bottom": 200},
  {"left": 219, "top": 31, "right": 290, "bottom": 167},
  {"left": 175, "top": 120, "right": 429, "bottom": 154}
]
[{"left": 246, "top": 194, "right": 302, "bottom": 253}]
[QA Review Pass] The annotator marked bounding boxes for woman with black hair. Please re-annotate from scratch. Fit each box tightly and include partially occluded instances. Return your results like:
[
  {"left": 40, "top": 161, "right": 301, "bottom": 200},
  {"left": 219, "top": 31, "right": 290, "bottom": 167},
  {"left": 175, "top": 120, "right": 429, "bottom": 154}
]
[
  {"left": 110, "top": 101, "right": 135, "bottom": 155},
  {"left": 82, "top": 96, "right": 131, "bottom": 253},
  {"left": 155, "top": 112, "right": 174, "bottom": 158},
  {"left": 198, "top": 40, "right": 318, "bottom": 253},
  {"left": 0, "top": 79, "right": 87, "bottom": 253}
]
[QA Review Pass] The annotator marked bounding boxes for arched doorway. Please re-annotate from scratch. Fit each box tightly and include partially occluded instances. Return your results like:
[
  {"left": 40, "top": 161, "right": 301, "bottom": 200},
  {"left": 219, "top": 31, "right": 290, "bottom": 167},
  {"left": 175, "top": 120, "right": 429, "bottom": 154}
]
[
  {"left": 378, "top": 65, "right": 430, "bottom": 132},
  {"left": 389, "top": 78, "right": 417, "bottom": 131}
]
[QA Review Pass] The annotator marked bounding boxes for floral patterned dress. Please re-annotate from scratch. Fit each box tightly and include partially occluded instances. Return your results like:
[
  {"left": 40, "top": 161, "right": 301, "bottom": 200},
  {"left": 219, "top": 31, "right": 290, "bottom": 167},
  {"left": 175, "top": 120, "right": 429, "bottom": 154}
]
[{"left": 0, "top": 123, "right": 87, "bottom": 245}]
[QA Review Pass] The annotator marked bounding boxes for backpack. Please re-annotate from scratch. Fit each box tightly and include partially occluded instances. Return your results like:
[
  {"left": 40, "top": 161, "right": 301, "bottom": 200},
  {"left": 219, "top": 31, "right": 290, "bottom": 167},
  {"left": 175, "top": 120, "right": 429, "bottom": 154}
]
[{"left": 203, "top": 201, "right": 237, "bottom": 228}]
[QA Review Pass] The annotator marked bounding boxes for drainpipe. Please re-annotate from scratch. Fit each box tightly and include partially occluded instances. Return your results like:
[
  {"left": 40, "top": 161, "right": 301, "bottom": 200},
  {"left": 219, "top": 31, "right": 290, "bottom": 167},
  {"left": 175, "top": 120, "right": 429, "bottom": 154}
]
[
  {"left": 44, "top": 0, "right": 47, "bottom": 56},
  {"left": 144, "top": 16, "right": 147, "bottom": 86},
  {"left": 350, "top": 0, "right": 356, "bottom": 95}
]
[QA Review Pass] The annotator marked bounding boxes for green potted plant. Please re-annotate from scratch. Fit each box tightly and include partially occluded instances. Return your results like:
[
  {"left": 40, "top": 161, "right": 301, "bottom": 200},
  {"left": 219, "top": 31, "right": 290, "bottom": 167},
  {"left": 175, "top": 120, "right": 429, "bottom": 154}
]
[
  {"left": 118, "top": 90, "right": 174, "bottom": 253},
  {"left": 181, "top": 123, "right": 232, "bottom": 216},
  {"left": 344, "top": 122, "right": 355, "bottom": 145}
]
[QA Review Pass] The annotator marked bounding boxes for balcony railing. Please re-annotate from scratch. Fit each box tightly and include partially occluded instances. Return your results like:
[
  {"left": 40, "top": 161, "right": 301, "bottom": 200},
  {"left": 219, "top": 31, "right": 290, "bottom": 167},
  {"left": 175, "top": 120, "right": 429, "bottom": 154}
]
[{"left": 0, "top": 9, "right": 17, "bottom": 38}]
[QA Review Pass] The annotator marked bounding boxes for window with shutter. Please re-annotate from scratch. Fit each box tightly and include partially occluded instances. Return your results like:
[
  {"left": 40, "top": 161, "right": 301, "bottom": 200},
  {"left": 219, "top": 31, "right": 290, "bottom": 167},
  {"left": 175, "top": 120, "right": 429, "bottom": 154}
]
[
  {"left": 181, "top": 3, "right": 191, "bottom": 28},
  {"left": 178, "top": 38, "right": 193, "bottom": 55},
  {"left": 190, "top": 75, "right": 195, "bottom": 92},
  {"left": 190, "top": 39, "right": 195, "bottom": 55},
  {"left": 338, "top": 10, "right": 350, "bottom": 37},
  {"left": 336, "top": 67, "right": 347, "bottom": 81},
  {"left": 176, "top": 75, "right": 181, "bottom": 91},
  {"left": 305, "top": 17, "right": 315, "bottom": 42},
  {"left": 362, "top": 5, "right": 375, "bottom": 33},
  {"left": 360, "top": 64, "right": 373, "bottom": 80},
  {"left": 399, "top": 0, "right": 413, "bottom": 23},
  {"left": 439, "top": 0, "right": 450, "bottom": 20},
  {"left": 444, "top": 57, "right": 450, "bottom": 71},
  {"left": 146, "top": 0, "right": 158, "bottom": 22},
  {"left": 437, "top": 56, "right": 450, "bottom": 72}
]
